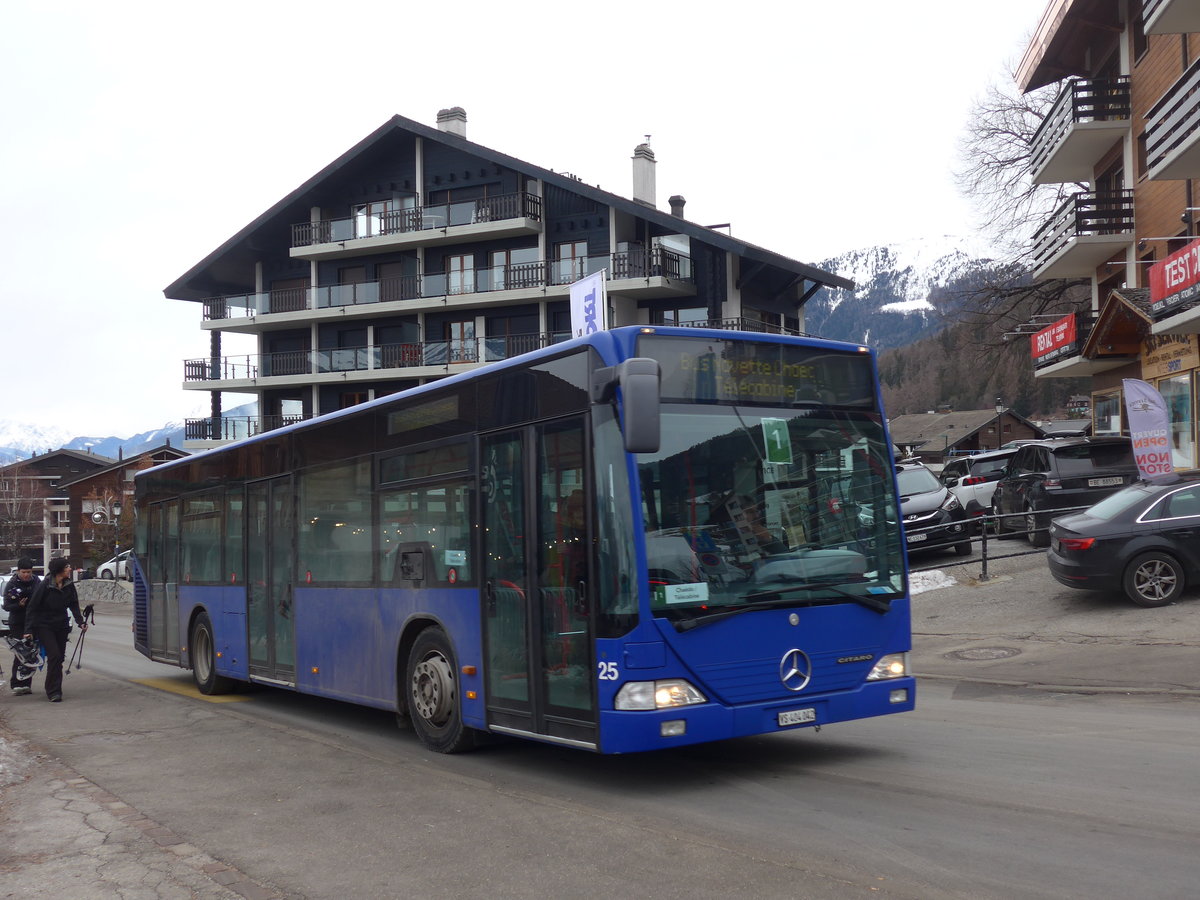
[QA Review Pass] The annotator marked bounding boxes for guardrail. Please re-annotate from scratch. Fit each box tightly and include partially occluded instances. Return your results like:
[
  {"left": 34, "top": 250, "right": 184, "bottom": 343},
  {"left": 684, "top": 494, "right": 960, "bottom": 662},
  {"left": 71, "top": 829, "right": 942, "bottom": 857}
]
[{"left": 907, "top": 505, "right": 1094, "bottom": 579}]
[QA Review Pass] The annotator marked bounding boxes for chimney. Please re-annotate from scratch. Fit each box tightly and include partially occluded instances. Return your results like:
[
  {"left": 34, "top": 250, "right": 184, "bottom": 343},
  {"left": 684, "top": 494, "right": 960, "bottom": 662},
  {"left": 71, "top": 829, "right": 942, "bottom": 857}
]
[
  {"left": 436, "top": 107, "right": 467, "bottom": 138},
  {"left": 669, "top": 194, "right": 686, "bottom": 217},
  {"left": 632, "top": 142, "right": 656, "bottom": 208}
]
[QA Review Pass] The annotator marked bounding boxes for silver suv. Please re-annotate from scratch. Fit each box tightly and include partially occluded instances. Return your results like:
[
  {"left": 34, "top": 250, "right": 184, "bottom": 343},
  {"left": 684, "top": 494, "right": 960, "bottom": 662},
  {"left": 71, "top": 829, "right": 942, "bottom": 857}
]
[{"left": 940, "top": 448, "right": 1018, "bottom": 523}]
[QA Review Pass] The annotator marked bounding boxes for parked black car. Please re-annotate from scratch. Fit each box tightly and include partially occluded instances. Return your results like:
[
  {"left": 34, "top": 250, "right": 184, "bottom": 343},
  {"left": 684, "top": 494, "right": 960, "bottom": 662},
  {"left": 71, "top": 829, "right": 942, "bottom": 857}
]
[
  {"left": 993, "top": 437, "right": 1139, "bottom": 547},
  {"left": 896, "top": 461, "right": 971, "bottom": 556},
  {"left": 1048, "top": 476, "right": 1200, "bottom": 607}
]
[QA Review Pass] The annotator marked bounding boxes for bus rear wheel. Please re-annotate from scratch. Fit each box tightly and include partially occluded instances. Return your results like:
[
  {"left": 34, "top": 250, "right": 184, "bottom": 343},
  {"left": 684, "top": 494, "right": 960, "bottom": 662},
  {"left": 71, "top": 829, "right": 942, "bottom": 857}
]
[
  {"left": 191, "top": 611, "right": 236, "bottom": 695},
  {"left": 406, "top": 627, "right": 478, "bottom": 753}
]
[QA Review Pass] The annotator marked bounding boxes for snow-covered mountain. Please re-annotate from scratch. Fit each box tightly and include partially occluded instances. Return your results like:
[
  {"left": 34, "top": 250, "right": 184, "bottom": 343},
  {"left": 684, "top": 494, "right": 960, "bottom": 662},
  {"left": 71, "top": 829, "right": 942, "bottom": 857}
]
[{"left": 806, "top": 235, "right": 1006, "bottom": 350}]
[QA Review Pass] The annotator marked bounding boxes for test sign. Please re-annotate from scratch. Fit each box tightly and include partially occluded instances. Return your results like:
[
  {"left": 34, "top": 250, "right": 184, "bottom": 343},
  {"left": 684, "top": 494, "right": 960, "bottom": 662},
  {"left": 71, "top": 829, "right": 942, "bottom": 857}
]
[
  {"left": 1030, "top": 314, "right": 1076, "bottom": 362},
  {"left": 1149, "top": 237, "right": 1200, "bottom": 316}
]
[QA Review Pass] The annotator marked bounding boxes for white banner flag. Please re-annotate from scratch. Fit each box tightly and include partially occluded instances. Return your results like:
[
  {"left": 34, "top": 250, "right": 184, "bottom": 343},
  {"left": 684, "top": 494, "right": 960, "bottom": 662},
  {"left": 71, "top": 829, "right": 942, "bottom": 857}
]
[
  {"left": 1122, "top": 378, "right": 1180, "bottom": 484},
  {"left": 569, "top": 270, "right": 607, "bottom": 337}
]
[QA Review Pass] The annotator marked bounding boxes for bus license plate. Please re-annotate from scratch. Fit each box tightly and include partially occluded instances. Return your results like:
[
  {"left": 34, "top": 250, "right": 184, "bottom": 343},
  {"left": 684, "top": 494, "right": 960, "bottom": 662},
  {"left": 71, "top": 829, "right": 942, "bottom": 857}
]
[
  {"left": 906, "top": 532, "right": 927, "bottom": 543},
  {"left": 1089, "top": 476, "right": 1123, "bottom": 487},
  {"left": 778, "top": 708, "right": 816, "bottom": 727}
]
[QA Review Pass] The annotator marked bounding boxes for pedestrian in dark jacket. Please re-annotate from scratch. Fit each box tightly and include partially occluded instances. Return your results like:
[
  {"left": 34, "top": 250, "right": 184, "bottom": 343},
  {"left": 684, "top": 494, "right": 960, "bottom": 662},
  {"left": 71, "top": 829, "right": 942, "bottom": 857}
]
[
  {"left": 3, "top": 557, "right": 40, "bottom": 694},
  {"left": 24, "top": 557, "right": 86, "bottom": 702}
]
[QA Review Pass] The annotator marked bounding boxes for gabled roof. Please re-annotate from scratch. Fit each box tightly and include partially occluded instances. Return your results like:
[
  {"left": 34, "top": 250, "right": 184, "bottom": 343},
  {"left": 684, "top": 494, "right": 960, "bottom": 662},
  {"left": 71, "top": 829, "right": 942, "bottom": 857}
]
[
  {"left": 165, "top": 113, "right": 853, "bottom": 301},
  {"left": 1, "top": 448, "right": 116, "bottom": 475},
  {"left": 1081, "top": 288, "right": 1151, "bottom": 360},
  {"left": 887, "top": 408, "right": 1043, "bottom": 450}
]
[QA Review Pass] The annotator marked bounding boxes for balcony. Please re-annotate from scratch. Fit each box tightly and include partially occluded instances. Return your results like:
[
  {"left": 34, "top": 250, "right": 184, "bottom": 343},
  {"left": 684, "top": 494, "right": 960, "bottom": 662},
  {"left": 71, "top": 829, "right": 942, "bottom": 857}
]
[
  {"left": 290, "top": 192, "right": 542, "bottom": 260},
  {"left": 1144, "top": 0, "right": 1200, "bottom": 34},
  {"left": 1030, "top": 190, "right": 1134, "bottom": 280},
  {"left": 183, "top": 332, "right": 574, "bottom": 388},
  {"left": 184, "top": 414, "right": 309, "bottom": 444},
  {"left": 1145, "top": 57, "right": 1200, "bottom": 182},
  {"left": 1029, "top": 77, "right": 1130, "bottom": 185},
  {"left": 183, "top": 318, "right": 815, "bottom": 390},
  {"left": 201, "top": 248, "right": 695, "bottom": 329}
]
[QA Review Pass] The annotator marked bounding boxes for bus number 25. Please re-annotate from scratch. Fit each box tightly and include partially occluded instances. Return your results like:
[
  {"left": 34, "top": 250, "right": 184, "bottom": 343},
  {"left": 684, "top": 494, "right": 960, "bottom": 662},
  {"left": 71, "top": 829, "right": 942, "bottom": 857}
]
[{"left": 597, "top": 661, "right": 619, "bottom": 681}]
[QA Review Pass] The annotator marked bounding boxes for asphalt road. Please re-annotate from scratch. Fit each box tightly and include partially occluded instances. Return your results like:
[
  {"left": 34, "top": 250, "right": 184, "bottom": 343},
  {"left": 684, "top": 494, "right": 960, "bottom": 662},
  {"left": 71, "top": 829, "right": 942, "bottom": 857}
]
[{"left": 1, "top": 559, "right": 1198, "bottom": 899}]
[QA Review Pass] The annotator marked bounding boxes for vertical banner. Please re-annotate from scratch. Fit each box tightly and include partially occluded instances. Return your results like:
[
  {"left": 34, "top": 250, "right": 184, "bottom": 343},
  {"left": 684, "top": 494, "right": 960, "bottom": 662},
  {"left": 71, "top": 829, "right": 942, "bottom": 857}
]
[
  {"left": 569, "top": 270, "right": 607, "bottom": 337},
  {"left": 1122, "top": 379, "right": 1179, "bottom": 484}
]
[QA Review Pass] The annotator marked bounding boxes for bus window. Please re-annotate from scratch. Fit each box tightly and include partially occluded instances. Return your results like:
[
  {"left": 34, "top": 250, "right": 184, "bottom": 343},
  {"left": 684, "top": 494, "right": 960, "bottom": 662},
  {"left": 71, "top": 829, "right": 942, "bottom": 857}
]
[
  {"left": 297, "top": 459, "right": 374, "bottom": 584},
  {"left": 378, "top": 481, "right": 472, "bottom": 585}
]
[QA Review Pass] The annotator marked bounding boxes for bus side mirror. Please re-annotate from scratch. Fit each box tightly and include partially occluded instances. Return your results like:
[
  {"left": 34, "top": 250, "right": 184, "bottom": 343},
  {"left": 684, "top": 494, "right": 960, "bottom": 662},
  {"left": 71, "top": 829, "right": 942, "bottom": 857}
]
[{"left": 592, "top": 357, "right": 661, "bottom": 454}]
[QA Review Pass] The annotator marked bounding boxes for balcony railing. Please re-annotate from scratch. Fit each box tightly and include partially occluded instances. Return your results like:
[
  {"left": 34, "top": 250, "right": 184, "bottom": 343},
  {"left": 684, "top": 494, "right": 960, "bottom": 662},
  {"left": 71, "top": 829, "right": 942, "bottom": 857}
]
[
  {"left": 183, "top": 319, "right": 807, "bottom": 384},
  {"left": 1030, "top": 190, "right": 1134, "bottom": 279},
  {"left": 291, "top": 191, "right": 542, "bottom": 247},
  {"left": 184, "top": 332, "right": 573, "bottom": 382},
  {"left": 184, "top": 414, "right": 309, "bottom": 442},
  {"left": 1145, "top": 56, "right": 1200, "bottom": 181},
  {"left": 201, "top": 248, "right": 693, "bottom": 321},
  {"left": 1144, "top": 0, "right": 1200, "bottom": 35},
  {"left": 1029, "top": 76, "right": 1130, "bottom": 184}
]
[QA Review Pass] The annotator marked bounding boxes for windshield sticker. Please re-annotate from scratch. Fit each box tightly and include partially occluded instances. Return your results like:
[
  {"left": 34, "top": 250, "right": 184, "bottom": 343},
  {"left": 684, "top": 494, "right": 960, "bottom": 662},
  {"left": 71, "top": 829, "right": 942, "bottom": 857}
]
[{"left": 664, "top": 583, "right": 709, "bottom": 605}]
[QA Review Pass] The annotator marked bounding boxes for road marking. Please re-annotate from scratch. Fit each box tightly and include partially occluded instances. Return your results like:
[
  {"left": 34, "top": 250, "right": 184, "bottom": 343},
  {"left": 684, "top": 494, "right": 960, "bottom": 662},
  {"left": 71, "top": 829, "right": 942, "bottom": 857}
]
[{"left": 132, "top": 677, "right": 250, "bottom": 703}]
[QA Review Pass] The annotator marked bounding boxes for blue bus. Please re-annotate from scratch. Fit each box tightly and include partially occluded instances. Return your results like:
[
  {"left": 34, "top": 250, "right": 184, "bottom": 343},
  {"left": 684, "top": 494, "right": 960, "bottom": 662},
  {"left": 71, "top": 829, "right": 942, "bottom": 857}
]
[{"left": 133, "top": 326, "right": 913, "bottom": 753}]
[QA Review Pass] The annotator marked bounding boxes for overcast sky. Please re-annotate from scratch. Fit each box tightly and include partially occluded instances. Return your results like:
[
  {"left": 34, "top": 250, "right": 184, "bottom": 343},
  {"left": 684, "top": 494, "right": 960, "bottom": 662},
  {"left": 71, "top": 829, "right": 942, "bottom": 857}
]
[{"left": 0, "top": 0, "right": 1050, "bottom": 438}]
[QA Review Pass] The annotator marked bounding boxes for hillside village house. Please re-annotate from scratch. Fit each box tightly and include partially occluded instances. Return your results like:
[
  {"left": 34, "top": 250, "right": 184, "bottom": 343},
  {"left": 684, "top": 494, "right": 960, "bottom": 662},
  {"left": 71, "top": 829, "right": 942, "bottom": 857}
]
[
  {"left": 1016, "top": 0, "right": 1200, "bottom": 467},
  {"left": 886, "top": 407, "right": 1043, "bottom": 464},
  {"left": 57, "top": 445, "right": 189, "bottom": 569},
  {"left": 0, "top": 449, "right": 113, "bottom": 568},
  {"left": 167, "top": 108, "right": 853, "bottom": 450}
]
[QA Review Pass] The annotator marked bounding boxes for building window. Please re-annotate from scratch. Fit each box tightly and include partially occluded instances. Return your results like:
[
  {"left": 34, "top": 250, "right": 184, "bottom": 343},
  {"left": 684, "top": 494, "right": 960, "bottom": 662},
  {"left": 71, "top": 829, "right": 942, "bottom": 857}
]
[
  {"left": 446, "top": 254, "right": 475, "bottom": 295},
  {"left": 554, "top": 240, "right": 588, "bottom": 284},
  {"left": 1158, "top": 372, "right": 1195, "bottom": 469},
  {"left": 489, "top": 246, "right": 541, "bottom": 291},
  {"left": 1093, "top": 389, "right": 1122, "bottom": 435}
]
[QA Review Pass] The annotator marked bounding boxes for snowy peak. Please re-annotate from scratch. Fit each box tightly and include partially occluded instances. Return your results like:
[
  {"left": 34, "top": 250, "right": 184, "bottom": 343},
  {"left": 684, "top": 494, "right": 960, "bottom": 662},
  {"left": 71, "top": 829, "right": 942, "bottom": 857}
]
[{"left": 806, "top": 236, "right": 1004, "bottom": 351}]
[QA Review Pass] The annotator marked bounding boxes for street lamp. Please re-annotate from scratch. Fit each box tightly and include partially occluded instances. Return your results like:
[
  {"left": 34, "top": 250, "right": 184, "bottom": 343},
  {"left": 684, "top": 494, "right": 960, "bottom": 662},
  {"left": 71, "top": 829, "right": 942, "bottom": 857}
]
[{"left": 994, "top": 397, "right": 1004, "bottom": 450}]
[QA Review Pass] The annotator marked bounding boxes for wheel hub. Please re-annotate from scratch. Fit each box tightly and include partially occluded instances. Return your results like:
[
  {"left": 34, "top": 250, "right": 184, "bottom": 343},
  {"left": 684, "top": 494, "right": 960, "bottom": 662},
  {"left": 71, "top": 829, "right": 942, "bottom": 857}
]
[{"left": 412, "top": 653, "right": 454, "bottom": 724}]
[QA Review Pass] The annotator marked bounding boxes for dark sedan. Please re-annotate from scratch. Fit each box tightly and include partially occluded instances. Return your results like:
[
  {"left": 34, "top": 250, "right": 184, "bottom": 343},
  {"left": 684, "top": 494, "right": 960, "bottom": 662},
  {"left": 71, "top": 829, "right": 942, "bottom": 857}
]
[
  {"left": 1047, "top": 476, "right": 1200, "bottom": 607},
  {"left": 896, "top": 462, "right": 971, "bottom": 556}
]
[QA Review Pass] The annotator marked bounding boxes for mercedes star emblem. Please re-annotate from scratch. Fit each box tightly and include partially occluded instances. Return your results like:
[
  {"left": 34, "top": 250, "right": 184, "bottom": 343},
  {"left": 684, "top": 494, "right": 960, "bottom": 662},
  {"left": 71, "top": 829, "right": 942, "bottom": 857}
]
[{"left": 779, "top": 648, "right": 812, "bottom": 692}]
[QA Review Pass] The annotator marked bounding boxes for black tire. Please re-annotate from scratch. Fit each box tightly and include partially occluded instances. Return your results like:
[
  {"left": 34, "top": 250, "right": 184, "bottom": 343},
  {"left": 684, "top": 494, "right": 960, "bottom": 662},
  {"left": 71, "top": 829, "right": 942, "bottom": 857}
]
[
  {"left": 191, "top": 611, "right": 237, "bottom": 694},
  {"left": 100, "top": 570, "right": 114, "bottom": 580},
  {"left": 406, "top": 626, "right": 478, "bottom": 753},
  {"left": 954, "top": 541, "right": 972, "bottom": 557},
  {"left": 1025, "top": 508, "right": 1050, "bottom": 548},
  {"left": 1122, "top": 552, "right": 1184, "bottom": 608}
]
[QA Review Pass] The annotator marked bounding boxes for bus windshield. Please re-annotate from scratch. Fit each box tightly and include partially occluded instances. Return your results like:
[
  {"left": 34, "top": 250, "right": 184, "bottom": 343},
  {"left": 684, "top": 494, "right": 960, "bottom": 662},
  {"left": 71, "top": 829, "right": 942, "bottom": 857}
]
[{"left": 637, "top": 403, "right": 904, "bottom": 627}]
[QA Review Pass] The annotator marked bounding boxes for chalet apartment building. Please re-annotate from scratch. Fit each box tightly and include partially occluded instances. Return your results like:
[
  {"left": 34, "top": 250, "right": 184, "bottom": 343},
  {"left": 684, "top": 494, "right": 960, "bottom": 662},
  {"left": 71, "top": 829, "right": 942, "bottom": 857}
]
[
  {"left": 168, "top": 108, "right": 852, "bottom": 449},
  {"left": 1018, "top": 0, "right": 1200, "bottom": 466}
]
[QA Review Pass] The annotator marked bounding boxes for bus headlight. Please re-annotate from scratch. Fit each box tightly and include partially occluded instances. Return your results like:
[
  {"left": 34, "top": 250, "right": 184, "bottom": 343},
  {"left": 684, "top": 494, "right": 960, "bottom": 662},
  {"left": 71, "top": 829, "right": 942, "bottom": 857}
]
[
  {"left": 614, "top": 679, "right": 707, "bottom": 710},
  {"left": 866, "top": 653, "right": 908, "bottom": 681}
]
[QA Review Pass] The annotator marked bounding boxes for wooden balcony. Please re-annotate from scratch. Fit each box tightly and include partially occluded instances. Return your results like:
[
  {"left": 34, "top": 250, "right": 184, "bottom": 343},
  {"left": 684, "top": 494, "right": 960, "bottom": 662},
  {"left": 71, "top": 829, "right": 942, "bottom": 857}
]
[
  {"left": 289, "top": 191, "right": 542, "bottom": 261},
  {"left": 200, "top": 248, "right": 696, "bottom": 332},
  {"left": 1030, "top": 191, "right": 1134, "bottom": 280},
  {"left": 1145, "top": 57, "right": 1200, "bottom": 182},
  {"left": 1144, "top": 0, "right": 1200, "bottom": 34},
  {"left": 1029, "top": 77, "right": 1129, "bottom": 185}
]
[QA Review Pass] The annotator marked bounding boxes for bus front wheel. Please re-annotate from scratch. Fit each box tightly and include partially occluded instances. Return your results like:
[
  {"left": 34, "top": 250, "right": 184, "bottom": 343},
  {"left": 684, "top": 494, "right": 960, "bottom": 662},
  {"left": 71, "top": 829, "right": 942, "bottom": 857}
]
[
  {"left": 406, "top": 627, "right": 478, "bottom": 753},
  {"left": 191, "top": 611, "right": 236, "bottom": 695}
]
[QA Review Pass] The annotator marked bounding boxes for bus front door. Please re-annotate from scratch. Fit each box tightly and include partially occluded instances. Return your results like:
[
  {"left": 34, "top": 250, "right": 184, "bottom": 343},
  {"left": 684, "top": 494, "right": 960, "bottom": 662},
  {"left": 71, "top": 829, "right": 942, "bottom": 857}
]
[
  {"left": 482, "top": 419, "right": 598, "bottom": 748},
  {"left": 246, "top": 476, "right": 296, "bottom": 685}
]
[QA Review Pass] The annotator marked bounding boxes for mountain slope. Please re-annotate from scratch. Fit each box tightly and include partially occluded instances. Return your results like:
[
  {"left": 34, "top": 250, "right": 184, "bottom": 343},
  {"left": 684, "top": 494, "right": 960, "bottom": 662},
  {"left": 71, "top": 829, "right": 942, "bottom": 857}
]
[{"left": 807, "top": 236, "right": 1003, "bottom": 349}]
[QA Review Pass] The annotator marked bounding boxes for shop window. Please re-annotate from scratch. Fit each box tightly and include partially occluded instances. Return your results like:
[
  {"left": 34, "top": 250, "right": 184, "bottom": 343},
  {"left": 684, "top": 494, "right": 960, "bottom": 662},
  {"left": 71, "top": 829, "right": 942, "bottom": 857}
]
[{"left": 1158, "top": 373, "right": 1196, "bottom": 469}]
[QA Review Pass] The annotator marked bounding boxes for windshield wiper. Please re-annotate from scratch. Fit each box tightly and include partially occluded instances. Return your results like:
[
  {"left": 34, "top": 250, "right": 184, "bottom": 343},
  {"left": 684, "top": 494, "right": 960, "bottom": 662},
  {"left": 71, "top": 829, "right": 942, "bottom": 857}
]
[
  {"left": 741, "top": 580, "right": 892, "bottom": 614},
  {"left": 673, "top": 582, "right": 892, "bottom": 632},
  {"left": 674, "top": 596, "right": 806, "bottom": 632}
]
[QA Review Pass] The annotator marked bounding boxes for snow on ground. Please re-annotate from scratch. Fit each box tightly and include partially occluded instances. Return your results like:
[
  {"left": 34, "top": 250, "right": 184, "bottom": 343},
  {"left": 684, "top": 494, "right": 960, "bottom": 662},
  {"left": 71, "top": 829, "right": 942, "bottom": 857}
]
[{"left": 909, "top": 569, "right": 958, "bottom": 594}]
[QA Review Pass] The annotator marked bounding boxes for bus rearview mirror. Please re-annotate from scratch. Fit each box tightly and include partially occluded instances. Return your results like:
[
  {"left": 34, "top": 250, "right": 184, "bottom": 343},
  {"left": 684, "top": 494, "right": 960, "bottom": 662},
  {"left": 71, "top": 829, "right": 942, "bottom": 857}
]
[{"left": 592, "top": 357, "right": 661, "bottom": 454}]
